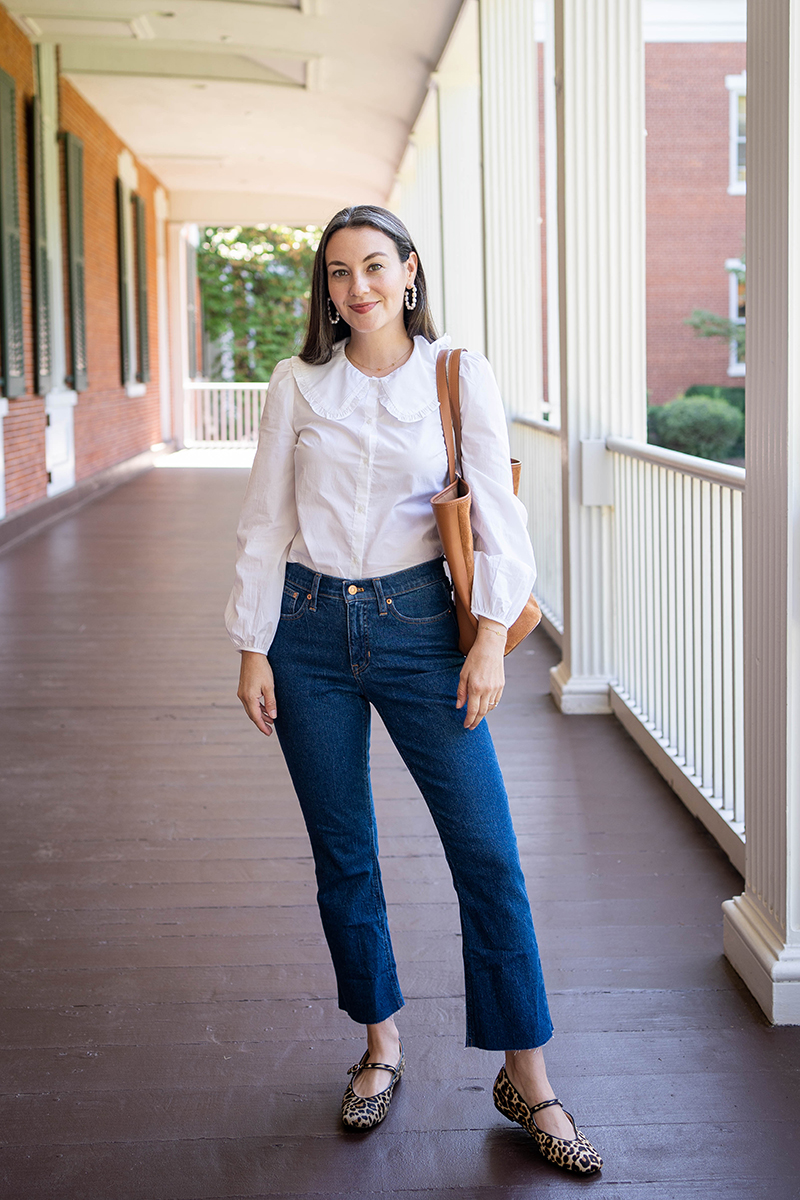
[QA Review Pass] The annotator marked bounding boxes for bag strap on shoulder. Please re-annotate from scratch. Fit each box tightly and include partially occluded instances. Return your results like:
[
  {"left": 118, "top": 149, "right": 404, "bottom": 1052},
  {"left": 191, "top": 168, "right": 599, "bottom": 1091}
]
[{"left": 436, "top": 347, "right": 464, "bottom": 484}]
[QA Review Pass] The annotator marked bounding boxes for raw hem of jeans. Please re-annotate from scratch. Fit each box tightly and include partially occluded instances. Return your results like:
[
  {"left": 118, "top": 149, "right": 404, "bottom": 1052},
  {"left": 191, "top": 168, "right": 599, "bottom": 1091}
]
[
  {"left": 340, "top": 995, "right": 406, "bottom": 1027},
  {"left": 465, "top": 1026, "right": 554, "bottom": 1052}
]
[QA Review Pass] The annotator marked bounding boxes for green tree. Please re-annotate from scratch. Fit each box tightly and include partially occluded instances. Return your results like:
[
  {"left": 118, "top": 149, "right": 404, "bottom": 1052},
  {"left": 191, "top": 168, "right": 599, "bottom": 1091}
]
[
  {"left": 198, "top": 225, "right": 320, "bottom": 381},
  {"left": 684, "top": 256, "right": 745, "bottom": 360}
]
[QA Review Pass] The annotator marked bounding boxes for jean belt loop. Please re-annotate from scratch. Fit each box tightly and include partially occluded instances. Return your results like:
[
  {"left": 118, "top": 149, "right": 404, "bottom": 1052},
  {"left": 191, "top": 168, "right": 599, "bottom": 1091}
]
[
  {"left": 372, "top": 576, "right": 388, "bottom": 616},
  {"left": 309, "top": 572, "right": 322, "bottom": 612}
]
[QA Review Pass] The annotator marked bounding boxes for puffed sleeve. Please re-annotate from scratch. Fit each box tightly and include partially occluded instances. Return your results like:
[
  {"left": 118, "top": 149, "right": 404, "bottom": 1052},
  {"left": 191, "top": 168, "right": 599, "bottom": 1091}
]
[
  {"left": 458, "top": 351, "right": 537, "bottom": 628},
  {"left": 224, "top": 358, "right": 300, "bottom": 655}
]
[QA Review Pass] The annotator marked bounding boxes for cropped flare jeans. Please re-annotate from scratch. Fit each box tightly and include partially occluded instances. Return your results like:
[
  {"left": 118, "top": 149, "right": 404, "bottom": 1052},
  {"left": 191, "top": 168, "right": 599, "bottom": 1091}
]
[{"left": 268, "top": 556, "right": 553, "bottom": 1051}]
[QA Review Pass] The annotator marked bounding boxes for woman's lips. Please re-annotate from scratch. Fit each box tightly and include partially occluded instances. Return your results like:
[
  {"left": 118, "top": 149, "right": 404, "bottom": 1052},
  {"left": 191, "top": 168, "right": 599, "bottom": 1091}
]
[{"left": 349, "top": 302, "right": 378, "bottom": 313}]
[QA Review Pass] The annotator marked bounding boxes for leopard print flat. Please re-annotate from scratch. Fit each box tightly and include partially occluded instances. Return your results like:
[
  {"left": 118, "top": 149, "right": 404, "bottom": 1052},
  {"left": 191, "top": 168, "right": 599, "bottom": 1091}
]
[
  {"left": 493, "top": 1065, "right": 603, "bottom": 1175},
  {"left": 341, "top": 1043, "right": 405, "bottom": 1129}
]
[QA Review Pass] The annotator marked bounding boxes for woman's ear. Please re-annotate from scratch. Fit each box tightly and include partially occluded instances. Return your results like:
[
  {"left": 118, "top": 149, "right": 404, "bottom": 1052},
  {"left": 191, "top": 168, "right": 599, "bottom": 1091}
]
[{"left": 407, "top": 251, "right": 418, "bottom": 285}]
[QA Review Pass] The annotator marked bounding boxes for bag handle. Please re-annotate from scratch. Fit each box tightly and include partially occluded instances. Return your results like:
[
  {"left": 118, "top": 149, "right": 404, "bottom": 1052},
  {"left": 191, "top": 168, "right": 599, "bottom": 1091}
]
[{"left": 436, "top": 347, "right": 464, "bottom": 484}]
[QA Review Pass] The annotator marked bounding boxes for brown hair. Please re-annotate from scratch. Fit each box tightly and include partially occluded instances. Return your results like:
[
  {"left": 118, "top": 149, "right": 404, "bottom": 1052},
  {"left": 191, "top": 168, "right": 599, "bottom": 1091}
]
[{"left": 299, "top": 205, "right": 439, "bottom": 364}]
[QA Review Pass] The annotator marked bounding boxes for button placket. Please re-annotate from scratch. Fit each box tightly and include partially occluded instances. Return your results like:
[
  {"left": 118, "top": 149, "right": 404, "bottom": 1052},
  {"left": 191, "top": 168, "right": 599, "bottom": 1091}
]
[{"left": 349, "top": 383, "right": 379, "bottom": 577}]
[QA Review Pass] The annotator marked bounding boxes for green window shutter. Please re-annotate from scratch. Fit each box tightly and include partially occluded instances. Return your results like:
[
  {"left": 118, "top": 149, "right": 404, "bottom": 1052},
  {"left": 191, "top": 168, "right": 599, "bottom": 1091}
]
[
  {"left": 0, "top": 68, "right": 25, "bottom": 398},
  {"left": 116, "top": 177, "right": 130, "bottom": 386},
  {"left": 28, "top": 96, "right": 52, "bottom": 395},
  {"left": 63, "top": 132, "right": 88, "bottom": 392},
  {"left": 133, "top": 193, "right": 149, "bottom": 383},
  {"left": 186, "top": 238, "right": 198, "bottom": 380}
]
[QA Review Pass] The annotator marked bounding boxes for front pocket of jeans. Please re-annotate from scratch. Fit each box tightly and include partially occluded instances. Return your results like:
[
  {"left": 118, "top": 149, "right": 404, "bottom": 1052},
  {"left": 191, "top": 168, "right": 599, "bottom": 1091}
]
[
  {"left": 280, "top": 584, "right": 309, "bottom": 620},
  {"left": 387, "top": 581, "right": 452, "bottom": 624}
]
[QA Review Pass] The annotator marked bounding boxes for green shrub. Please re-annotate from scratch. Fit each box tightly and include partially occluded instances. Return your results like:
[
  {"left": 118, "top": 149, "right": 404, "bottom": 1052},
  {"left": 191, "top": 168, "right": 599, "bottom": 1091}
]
[
  {"left": 684, "top": 384, "right": 745, "bottom": 412},
  {"left": 648, "top": 397, "right": 744, "bottom": 462}
]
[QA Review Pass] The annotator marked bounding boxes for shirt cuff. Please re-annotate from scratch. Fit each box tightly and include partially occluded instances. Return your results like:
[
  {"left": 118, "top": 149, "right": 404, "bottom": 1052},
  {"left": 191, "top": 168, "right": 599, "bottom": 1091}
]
[{"left": 470, "top": 551, "right": 536, "bottom": 629}]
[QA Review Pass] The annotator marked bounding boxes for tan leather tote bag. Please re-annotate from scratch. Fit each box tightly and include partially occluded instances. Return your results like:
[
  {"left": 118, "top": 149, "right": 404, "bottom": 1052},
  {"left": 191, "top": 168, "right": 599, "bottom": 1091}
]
[{"left": 430, "top": 347, "right": 542, "bottom": 656}]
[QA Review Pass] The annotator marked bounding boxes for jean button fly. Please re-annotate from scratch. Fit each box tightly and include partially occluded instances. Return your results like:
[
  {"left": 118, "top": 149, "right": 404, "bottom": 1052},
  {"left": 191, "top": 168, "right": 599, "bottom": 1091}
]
[{"left": 347, "top": 585, "right": 358, "bottom": 595}]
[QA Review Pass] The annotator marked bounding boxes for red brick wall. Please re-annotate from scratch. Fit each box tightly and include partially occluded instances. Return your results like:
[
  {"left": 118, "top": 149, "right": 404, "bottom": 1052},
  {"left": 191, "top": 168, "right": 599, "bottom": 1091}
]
[
  {"left": 59, "top": 77, "right": 162, "bottom": 483},
  {"left": 0, "top": 4, "right": 165, "bottom": 518},
  {"left": 645, "top": 42, "right": 746, "bottom": 404},
  {"left": 0, "top": 9, "right": 46, "bottom": 510}
]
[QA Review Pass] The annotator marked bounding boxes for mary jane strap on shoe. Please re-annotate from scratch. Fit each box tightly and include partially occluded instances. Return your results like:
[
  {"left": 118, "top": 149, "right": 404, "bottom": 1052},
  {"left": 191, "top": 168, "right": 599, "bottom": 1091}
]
[
  {"left": 341, "top": 1043, "right": 405, "bottom": 1130},
  {"left": 492, "top": 1065, "right": 603, "bottom": 1176}
]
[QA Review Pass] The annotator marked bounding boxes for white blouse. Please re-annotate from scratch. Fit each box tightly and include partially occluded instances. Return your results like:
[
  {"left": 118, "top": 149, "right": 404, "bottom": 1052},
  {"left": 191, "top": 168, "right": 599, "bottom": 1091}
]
[{"left": 225, "top": 334, "right": 536, "bottom": 656}]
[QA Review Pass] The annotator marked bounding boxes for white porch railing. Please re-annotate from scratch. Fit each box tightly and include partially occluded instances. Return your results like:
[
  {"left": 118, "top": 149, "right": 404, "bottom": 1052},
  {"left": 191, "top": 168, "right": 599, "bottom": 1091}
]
[
  {"left": 510, "top": 415, "right": 563, "bottom": 643},
  {"left": 607, "top": 439, "right": 745, "bottom": 872},
  {"left": 184, "top": 382, "right": 268, "bottom": 446}
]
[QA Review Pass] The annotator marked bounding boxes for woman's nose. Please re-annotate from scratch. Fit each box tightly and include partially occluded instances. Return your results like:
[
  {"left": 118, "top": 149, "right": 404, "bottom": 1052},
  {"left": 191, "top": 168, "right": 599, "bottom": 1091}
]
[{"left": 349, "top": 272, "right": 370, "bottom": 296}]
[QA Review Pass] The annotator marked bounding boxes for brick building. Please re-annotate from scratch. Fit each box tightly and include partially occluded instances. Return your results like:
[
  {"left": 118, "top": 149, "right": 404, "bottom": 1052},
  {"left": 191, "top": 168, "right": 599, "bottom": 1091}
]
[
  {"left": 644, "top": 39, "right": 746, "bottom": 404},
  {"left": 0, "top": 4, "right": 166, "bottom": 525}
]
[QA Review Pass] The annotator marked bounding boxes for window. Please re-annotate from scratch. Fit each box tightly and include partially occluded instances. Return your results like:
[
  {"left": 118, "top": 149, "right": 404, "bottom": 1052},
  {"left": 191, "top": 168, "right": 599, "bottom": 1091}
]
[
  {"left": 62, "top": 132, "right": 87, "bottom": 392},
  {"left": 0, "top": 68, "right": 25, "bottom": 398},
  {"left": 29, "top": 96, "right": 52, "bottom": 395},
  {"left": 726, "top": 72, "right": 746, "bottom": 196},
  {"left": 116, "top": 150, "right": 148, "bottom": 395},
  {"left": 725, "top": 257, "right": 745, "bottom": 377}
]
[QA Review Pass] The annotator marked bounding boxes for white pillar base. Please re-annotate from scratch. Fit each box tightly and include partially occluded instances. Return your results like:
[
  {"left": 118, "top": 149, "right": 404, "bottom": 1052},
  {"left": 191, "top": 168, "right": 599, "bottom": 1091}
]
[
  {"left": 550, "top": 662, "right": 612, "bottom": 714},
  {"left": 723, "top": 894, "right": 800, "bottom": 1025}
]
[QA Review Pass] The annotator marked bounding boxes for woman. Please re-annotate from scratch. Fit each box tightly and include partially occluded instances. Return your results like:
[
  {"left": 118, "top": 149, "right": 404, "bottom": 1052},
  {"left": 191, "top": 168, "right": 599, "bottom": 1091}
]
[{"left": 225, "top": 205, "right": 603, "bottom": 1176}]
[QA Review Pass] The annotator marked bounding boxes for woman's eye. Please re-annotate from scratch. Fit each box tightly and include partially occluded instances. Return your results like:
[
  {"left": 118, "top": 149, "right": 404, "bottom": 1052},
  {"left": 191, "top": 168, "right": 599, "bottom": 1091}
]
[
  {"left": 331, "top": 268, "right": 348, "bottom": 277},
  {"left": 368, "top": 263, "right": 383, "bottom": 271}
]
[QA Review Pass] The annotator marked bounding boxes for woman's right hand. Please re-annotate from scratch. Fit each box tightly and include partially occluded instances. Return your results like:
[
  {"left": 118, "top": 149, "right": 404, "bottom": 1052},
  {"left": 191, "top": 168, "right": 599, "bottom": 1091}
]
[{"left": 237, "top": 651, "right": 277, "bottom": 736}]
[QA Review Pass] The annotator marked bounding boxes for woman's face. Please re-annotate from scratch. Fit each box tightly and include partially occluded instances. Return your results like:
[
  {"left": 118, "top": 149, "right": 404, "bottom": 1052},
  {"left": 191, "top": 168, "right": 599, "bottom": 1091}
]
[{"left": 325, "top": 225, "right": 417, "bottom": 338}]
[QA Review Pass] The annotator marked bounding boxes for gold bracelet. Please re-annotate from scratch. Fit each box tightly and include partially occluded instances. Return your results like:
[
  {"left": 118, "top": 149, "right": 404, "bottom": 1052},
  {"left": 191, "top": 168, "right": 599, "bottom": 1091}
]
[{"left": 479, "top": 625, "right": 506, "bottom": 639}]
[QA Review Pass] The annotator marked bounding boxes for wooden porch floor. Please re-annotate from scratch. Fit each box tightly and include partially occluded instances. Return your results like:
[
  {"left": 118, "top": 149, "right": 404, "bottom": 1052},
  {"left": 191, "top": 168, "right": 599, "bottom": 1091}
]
[{"left": 1, "top": 467, "right": 799, "bottom": 1200}]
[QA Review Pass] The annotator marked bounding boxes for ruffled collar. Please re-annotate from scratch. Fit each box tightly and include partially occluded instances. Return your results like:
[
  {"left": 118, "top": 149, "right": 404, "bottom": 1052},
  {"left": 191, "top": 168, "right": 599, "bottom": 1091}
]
[{"left": 291, "top": 334, "right": 451, "bottom": 422}]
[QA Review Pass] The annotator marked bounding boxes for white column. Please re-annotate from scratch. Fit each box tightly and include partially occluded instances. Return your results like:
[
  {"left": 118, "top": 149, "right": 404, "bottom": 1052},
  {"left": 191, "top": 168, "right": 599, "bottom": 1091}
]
[
  {"left": 38, "top": 45, "right": 77, "bottom": 497},
  {"left": 549, "top": 0, "right": 648, "bottom": 714},
  {"left": 435, "top": 0, "right": 486, "bottom": 353},
  {"left": 391, "top": 87, "right": 444, "bottom": 332},
  {"left": 154, "top": 186, "right": 172, "bottom": 443},
  {"left": 722, "top": 0, "right": 800, "bottom": 1024},
  {"left": 479, "top": 0, "right": 543, "bottom": 417},
  {"left": 167, "top": 222, "right": 190, "bottom": 448},
  {"left": 542, "top": 0, "right": 561, "bottom": 422}
]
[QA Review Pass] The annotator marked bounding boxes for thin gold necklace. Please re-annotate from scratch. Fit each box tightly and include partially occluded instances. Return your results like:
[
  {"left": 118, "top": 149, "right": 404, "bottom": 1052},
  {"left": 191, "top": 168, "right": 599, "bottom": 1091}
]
[{"left": 346, "top": 340, "right": 413, "bottom": 376}]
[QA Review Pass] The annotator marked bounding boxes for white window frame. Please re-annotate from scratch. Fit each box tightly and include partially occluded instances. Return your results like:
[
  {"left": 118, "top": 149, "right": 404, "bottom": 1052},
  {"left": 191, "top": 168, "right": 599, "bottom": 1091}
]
[
  {"left": 725, "top": 257, "right": 745, "bottom": 378},
  {"left": 118, "top": 149, "right": 146, "bottom": 398},
  {"left": 726, "top": 72, "right": 746, "bottom": 196}
]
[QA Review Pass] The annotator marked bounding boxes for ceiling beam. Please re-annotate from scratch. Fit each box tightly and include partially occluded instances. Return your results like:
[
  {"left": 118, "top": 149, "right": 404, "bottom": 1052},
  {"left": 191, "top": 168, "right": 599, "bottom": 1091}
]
[{"left": 59, "top": 44, "right": 308, "bottom": 86}]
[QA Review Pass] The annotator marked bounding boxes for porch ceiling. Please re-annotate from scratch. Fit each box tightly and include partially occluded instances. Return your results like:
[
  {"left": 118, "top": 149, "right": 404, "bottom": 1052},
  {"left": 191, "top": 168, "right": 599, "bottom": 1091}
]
[{"left": 11, "top": 0, "right": 463, "bottom": 225}]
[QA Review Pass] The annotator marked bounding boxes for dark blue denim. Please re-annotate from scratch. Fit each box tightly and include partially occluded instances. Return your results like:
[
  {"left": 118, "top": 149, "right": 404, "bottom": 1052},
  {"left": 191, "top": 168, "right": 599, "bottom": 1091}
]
[{"left": 268, "top": 555, "right": 553, "bottom": 1051}]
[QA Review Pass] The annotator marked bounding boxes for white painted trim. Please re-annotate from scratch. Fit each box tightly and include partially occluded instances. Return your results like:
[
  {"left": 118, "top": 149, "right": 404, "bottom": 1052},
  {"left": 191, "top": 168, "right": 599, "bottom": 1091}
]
[
  {"left": 549, "top": 660, "right": 612, "bottom": 714},
  {"left": 723, "top": 894, "right": 800, "bottom": 1023},
  {"left": 168, "top": 223, "right": 190, "bottom": 448},
  {"left": 725, "top": 256, "right": 746, "bottom": 376},
  {"left": 37, "top": 46, "right": 68, "bottom": 394},
  {"left": 43, "top": 389, "right": 78, "bottom": 410},
  {"left": 514, "top": 413, "right": 560, "bottom": 435},
  {"left": 125, "top": 382, "right": 147, "bottom": 398},
  {"left": 542, "top": 0, "right": 560, "bottom": 421},
  {"left": 642, "top": 1, "right": 746, "bottom": 42},
  {"left": 611, "top": 685, "right": 745, "bottom": 874},
  {"left": 117, "top": 151, "right": 140, "bottom": 393},
  {"left": 0, "top": 397, "right": 8, "bottom": 522},
  {"left": 606, "top": 435, "right": 746, "bottom": 488},
  {"left": 154, "top": 187, "right": 172, "bottom": 442},
  {"left": 726, "top": 71, "right": 747, "bottom": 195},
  {"left": 725, "top": 0, "right": 800, "bottom": 1027}
]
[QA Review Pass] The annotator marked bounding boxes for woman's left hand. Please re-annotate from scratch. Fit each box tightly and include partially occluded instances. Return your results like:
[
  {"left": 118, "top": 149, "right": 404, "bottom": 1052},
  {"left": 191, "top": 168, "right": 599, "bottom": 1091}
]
[{"left": 456, "top": 620, "right": 506, "bottom": 729}]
